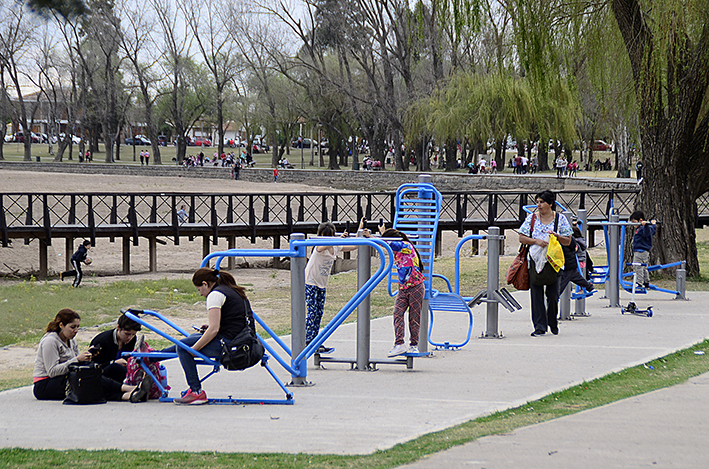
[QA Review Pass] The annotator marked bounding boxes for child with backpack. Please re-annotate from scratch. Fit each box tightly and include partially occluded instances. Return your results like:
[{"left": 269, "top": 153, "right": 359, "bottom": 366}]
[
  {"left": 363, "top": 221, "right": 425, "bottom": 356},
  {"left": 304, "top": 222, "right": 357, "bottom": 353}
]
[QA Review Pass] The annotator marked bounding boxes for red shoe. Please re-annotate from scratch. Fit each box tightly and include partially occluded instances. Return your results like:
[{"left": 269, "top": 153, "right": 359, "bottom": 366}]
[{"left": 174, "top": 389, "right": 208, "bottom": 405}]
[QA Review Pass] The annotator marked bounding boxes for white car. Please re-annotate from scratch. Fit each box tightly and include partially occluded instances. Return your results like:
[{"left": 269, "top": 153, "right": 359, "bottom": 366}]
[{"left": 57, "top": 133, "right": 81, "bottom": 144}]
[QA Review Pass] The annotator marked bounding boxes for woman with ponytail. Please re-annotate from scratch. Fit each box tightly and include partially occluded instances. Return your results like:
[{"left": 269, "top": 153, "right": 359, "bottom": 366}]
[{"left": 173, "top": 267, "right": 253, "bottom": 405}]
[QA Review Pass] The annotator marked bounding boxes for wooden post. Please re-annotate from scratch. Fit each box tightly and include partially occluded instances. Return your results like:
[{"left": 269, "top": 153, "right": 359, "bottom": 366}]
[
  {"left": 39, "top": 239, "right": 48, "bottom": 278},
  {"left": 227, "top": 236, "right": 236, "bottom": 269},
  {"left": 273, "top": 236, "right": 281, "bottom": 269},
  {"left": 122, "top": 236, "right": 131, "bottom": 275},
  {"left": 149, "top": 237, "right": 157, "bottom": 272},
  {"left": 65, "top": 237, "right": 73, "bottom": 271},
  {"left": 471, "top": 230, "right": 479, "bottom": 255},
  {"left": 202, "top": 236, "right": 210, "bottom": 266}
]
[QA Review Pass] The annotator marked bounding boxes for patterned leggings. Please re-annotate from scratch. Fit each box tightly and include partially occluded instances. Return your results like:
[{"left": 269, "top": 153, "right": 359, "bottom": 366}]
[
  {"left": 393, "top": 282, "right": 424, "bottom": 346},
  {"left": 305, "top": 284, "right": 327, "bottom": 344}
]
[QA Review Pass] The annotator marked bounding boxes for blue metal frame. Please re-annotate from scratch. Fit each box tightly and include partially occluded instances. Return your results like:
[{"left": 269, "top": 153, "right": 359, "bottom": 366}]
[
  {"left": 426, "top": 235, "right": 484, "bottom": 350},
  {"left": 122, "top": 309, "right": 294, "bottom": 405},
  {"left": 388, "top": 183, "right": 442, "bottom": 299},
  {"left": 618, "top": 226, "right": 683, "bottom": 295},
  {"left": 201, "top": 237, "right": 394, "bottom": 379}
]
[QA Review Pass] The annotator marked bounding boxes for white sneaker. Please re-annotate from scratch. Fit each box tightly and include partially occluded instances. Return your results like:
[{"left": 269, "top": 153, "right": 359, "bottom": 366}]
[
  {"left": 408, "top": 346, "right": 419, "bottom": 354},
  {"left": 388, "top": 343, "right": 408, "bottom": 357}
]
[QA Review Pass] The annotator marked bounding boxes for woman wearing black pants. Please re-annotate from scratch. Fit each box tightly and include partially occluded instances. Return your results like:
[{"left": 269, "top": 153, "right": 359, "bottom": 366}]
[{"left": 517, "top": 191, "right": 573, "bottom": 336}]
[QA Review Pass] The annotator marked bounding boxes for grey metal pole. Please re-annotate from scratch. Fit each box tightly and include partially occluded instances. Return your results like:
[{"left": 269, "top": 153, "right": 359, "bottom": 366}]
[
  {"left": 676, "top": 260, "right": 687, "bottom": 300},
  {"left": 559, "top": 211, "right": 572, "bottom": 320},
  {"left": 574, "top": 209, "right": 589, "bottom": 316},
  {"left": 356, "top": 229, "right": 371, "bottom": 370},
  {"left": 290, "top": 233, "right": 307, "bottom": 385},
  {"left": 608, "top": 213, "right": 620, "bottom": 307},
  {"left": 417, "top": 173, "right": 432, "bottom": 352},
  {"left": 484, "top": 226, "right": 501, "bottom": 337}
]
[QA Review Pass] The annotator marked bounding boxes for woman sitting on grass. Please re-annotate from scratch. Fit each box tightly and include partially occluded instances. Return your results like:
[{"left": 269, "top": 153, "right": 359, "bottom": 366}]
[{"left": 33, "top": 308, "right": 152, "bottom": 402}]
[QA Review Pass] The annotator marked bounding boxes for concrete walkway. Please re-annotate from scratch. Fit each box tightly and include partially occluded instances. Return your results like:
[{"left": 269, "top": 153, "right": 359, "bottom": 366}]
[
  {"left": 1, "top": 289, "right": 708, "bottom": 458},
  {"left": 398, "top": 371, "right": 709, "bottom": 468}
]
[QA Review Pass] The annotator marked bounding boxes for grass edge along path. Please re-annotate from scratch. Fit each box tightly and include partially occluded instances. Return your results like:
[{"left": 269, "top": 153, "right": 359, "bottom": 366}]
[{"left": 2, "top": 339, "right": 708, "bottom": 469}]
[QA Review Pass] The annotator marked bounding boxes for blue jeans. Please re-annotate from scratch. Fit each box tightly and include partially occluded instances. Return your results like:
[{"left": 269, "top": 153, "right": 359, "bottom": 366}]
[{"left": 166, "top": 333, "right": 223, "bottom": 392}]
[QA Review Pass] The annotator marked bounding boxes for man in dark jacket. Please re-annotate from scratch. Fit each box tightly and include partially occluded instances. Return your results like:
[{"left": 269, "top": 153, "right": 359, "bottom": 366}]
[{"left": 60, "top": 240, "right": 91, "bottom": 287}]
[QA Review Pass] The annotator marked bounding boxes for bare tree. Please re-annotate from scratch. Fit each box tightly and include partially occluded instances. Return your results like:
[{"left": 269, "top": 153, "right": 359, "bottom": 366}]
[
  {"left": 118, "top": 0, "right": 165, "bottom": 164},
  {"left": 0, "top": 3, "right": 40, "bottom": 161}
]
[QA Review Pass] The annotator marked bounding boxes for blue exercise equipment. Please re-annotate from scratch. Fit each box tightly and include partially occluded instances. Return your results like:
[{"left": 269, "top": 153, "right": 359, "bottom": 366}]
[
  {"left": 388, "top": 183, "right": 475, "bottom": 350},
  {"left": 122, "top": 308, "right": 295, "bottom": 405}
]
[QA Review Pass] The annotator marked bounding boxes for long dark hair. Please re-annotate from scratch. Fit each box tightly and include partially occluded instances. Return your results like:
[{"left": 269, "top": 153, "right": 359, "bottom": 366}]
[
  {"left": 192, "top": 267, "right": 247, "bottom": 299},
  {"left": 381, "top": 228, "right": 423, "bottom": 270},
  {"left": 46, "top": 308, "right": 81, "bottom": 333}
]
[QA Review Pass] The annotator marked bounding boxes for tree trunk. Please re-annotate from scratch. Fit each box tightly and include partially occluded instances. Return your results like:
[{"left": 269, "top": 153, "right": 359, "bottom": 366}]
[{"left": 444, "top": 139, "right": 457, "bottom": 172}]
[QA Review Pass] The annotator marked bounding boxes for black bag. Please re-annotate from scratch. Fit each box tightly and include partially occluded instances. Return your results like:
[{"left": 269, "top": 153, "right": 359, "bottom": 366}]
[
  {"left": 529, "top": 257, "right": 560, "bottom": 286},
  {"left": 63, "top": 362, "right": 106, "bottom": 405},
  {"left": 220, "top": 327, "right": 264, "bottom": 371}
]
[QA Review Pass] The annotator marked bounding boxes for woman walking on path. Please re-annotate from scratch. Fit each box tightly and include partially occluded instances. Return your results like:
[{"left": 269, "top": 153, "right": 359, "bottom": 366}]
[{"left": 518, "top": 191, "right": 573, "bottom": 336}]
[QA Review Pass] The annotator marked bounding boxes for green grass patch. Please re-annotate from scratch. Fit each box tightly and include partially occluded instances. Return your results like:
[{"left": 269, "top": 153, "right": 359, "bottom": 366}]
[
  {"left": 2, "top": 339, "right": 708, "bottom": 468},
  {"left": 0, "top": 278, "right": 201, "bottom": 347}
]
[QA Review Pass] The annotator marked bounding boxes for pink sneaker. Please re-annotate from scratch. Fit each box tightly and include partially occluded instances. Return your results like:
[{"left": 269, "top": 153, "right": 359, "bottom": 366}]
[{"left": 174, "top": 389, "right": 208, "bottom": 405}]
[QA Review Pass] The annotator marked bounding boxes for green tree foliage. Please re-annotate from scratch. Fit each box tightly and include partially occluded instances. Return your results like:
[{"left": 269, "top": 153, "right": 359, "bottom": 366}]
[{"left": 511, "top": 0, "right": 709, "bottom": 275}]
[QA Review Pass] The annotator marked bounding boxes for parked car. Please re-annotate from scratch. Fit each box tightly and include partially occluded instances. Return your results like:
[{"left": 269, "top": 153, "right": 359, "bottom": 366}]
[
  {"left": 592, "top": 140, "right": 611, "bottom": 151},
  {"left": 125, "top": 135, "right": 151, "bottom": 145},
  {"left": 291, "top": 138, "right": 312, "bottom": 148},
  {"left": 157, "top": 135, "right": 169, "bottom": 146},
  {"left": 14, "top": 131, "right": 41, "bottom": 143},
  {"left": 56, "top": 133, "right": 82, "bottom": 144},
  {"left": 193, "top": 136, "right": 212, "bottom": 146}
]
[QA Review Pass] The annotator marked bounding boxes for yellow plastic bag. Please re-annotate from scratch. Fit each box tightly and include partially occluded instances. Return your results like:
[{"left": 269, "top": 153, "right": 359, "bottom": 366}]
[{"left": 546, "top": 234, "right": 565, "bottom": 272}]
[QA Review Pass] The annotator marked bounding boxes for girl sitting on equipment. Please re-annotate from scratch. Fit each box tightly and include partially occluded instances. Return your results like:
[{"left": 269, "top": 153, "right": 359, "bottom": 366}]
[
  {"left": 304, "top": 222, "right": 357, "bottom": 353},
  {"left": 364, "top": 222, "right": 425, "bottom": 357},
  {"left": 173, "top": 268, "right": 254, "bottom": 405}
]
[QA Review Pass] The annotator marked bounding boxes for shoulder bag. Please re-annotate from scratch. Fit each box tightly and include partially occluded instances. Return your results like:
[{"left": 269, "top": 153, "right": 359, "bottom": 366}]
[
  {"left": 220, "top": 301, "right": 264, "bottom": 371},
  {"left": 63, "top": 362, "right": 106, "bottom": 405},
  {"left": 506, "top": 214, "right": 536, "bottom": 291}
]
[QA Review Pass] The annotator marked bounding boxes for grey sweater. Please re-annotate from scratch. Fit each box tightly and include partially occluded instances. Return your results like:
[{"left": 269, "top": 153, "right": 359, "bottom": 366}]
[{"left": 33, "top": 332, "right": 80, "bottom": 379}]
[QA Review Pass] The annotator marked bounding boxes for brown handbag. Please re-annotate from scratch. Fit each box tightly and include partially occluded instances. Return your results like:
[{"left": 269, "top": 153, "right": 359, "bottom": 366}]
[
  {"left": 506, "top": 244, "right": 530, "bottom": 290},
  {"left": 506, "top": 214, "right": 535, "bottom": 291}
]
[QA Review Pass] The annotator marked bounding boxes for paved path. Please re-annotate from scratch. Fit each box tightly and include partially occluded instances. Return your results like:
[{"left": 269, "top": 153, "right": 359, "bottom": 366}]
[
  {"left": 398, "top": 372, "right": 709, "bottom": 468},
  {"left": 2, "top": 290, "right": 708, "bottom": 458}
]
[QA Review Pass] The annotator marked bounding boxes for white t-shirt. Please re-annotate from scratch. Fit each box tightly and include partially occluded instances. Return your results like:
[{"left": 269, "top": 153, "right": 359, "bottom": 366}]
[
  {"left": 206, "top": 290, "right": 227, "bottom": 310},
  {"left": 305, "top": 246, "right": 342, "bottom": 289}
]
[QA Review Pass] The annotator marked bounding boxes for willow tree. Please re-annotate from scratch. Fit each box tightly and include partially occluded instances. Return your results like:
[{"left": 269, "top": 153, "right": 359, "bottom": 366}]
[{"left": 512, "top": 0, "right": 709, "bottom": 276}]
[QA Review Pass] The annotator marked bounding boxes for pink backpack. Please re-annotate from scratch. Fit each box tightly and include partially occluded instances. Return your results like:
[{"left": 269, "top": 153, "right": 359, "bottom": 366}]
[{"left": 125, "top": 338, "right": 169, "bottom": 399}]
